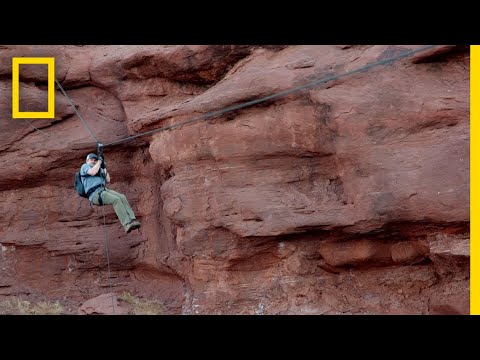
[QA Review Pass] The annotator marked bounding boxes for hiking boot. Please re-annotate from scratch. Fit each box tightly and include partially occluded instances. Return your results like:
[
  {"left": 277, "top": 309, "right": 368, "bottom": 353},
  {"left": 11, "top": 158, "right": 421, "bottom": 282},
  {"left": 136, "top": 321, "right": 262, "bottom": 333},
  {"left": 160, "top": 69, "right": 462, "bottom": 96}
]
[{"left": 125, "top": 220, "right": 141, "bottom": 233}]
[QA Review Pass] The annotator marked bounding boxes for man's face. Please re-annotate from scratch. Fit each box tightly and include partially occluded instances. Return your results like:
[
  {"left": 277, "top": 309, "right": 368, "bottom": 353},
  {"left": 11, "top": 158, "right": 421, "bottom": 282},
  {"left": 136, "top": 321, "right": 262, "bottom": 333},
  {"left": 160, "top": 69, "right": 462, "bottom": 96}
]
[{"left": 87, "top": 158, "right": 97, "bottom": 167}]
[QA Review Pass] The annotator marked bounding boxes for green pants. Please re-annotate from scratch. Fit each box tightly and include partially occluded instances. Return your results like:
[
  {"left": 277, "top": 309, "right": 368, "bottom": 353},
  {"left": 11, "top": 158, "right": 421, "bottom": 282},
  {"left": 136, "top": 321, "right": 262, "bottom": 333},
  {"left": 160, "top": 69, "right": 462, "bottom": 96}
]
[{"left": 92, "top": 188, "right": 137, "bottom": 229}]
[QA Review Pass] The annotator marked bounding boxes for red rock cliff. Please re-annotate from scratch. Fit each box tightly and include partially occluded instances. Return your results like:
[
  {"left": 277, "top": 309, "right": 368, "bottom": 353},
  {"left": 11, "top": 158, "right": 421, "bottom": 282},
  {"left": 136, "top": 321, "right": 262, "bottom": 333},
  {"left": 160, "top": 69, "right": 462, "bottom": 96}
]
[{"left": 0, "top": 45, "right": 469, "bottom": 314}]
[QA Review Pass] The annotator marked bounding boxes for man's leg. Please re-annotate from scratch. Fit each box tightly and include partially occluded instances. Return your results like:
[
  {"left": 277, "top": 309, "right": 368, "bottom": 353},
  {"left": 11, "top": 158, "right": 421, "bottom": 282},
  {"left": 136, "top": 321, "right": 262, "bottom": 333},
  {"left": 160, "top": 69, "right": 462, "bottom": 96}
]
[
  {"left": 102, "top": 189, "right": 137, "bottom": 221},
  {"left": 92, "top": 189, "right": 133, "bottom": 229}
]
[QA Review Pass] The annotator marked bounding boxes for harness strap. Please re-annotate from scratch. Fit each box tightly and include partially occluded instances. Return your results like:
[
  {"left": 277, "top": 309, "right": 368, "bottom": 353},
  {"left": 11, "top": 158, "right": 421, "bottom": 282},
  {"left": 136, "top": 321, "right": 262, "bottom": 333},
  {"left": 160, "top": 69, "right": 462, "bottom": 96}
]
[
  {"left": 86, "top": 184, "right": 103, "bottom": 197},
  {"left": 97, "top": 189, "right": 104, "bottom": 206},
  {"left": 87, "top": 185, "right": 106, "bottom": 207}
]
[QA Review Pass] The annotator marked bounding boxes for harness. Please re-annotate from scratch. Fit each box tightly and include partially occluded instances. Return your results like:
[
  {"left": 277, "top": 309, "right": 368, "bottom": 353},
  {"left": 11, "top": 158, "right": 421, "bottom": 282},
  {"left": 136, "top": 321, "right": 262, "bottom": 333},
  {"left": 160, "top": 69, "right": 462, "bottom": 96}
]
[
  {"left": 87, "top": 184, "right": 105, "bottom": 206},
  {"left": 84, "top": 167, "right": 107, "bottom": 207},
  {"left": 85, "top": 142, "right": 107, "bottom": 207}
]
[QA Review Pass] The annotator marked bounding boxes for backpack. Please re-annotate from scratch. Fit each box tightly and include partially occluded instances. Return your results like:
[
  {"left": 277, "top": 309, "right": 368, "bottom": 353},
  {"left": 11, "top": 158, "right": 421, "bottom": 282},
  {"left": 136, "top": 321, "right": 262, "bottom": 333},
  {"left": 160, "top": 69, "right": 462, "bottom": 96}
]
[{"left": 74, "top": 170, "right": 89, "bottom": 198}]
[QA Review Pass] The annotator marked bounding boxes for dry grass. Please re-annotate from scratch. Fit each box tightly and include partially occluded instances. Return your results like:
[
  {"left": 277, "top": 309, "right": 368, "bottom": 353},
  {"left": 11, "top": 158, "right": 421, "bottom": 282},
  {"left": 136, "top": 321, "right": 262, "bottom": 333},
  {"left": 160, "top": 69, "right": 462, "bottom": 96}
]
[
  {"left": 0, "top": 297, "right": 63, "bottom": 315},
  {"left": 30, "top": 301, "right": 63, "bottom": 315},
  {"left": 118, "top": 292, "right": 137, "bottom": 305},
  {"left": 0, "top": 297, "right": 32, "bottom": 314},
  {"left": 119, "top": 292, "right": 165, "bottom": 315}
]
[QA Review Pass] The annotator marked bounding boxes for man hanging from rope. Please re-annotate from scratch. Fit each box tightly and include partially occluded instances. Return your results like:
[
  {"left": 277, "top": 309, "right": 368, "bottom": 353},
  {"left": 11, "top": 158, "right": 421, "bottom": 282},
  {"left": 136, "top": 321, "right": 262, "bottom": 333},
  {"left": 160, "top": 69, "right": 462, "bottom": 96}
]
[{"left": 81, "top": 153, "right": 141, "bottom": 233}]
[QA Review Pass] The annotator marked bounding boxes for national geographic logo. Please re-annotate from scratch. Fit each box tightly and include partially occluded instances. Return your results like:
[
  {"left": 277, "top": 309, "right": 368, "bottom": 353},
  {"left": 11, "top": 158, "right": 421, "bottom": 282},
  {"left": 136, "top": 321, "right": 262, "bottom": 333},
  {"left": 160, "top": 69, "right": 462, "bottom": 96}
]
[{"left": 12, "top": 57, "right": 55, "bottom": 119}]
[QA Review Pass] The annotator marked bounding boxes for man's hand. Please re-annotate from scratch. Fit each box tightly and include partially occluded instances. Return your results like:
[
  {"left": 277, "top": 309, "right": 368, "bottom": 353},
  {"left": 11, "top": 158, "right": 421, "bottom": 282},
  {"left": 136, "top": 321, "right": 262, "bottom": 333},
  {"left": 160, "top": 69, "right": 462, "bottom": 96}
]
[{"left": 87, "top": 159, "right": 102, "bottom": 176}]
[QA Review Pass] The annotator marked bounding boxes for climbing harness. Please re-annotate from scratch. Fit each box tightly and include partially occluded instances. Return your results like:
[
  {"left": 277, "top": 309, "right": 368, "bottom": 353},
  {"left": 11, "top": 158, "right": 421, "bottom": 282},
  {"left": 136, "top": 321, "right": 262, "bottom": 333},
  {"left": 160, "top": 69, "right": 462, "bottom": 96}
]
[{"left": 94, "top": 142, "right": 106, "bottom": 206}]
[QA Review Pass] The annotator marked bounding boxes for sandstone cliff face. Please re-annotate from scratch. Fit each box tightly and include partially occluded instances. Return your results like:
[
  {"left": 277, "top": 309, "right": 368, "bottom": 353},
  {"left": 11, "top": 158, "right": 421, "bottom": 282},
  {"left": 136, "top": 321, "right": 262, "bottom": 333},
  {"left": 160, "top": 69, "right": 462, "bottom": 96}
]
[{"left": 0, "top": 45, "right": 469, "bottom": 314}]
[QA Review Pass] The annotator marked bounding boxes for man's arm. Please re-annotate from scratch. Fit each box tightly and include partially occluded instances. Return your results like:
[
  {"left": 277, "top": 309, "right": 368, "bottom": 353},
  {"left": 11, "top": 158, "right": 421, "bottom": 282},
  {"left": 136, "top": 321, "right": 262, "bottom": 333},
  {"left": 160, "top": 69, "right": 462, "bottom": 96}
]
[
  {"left": 105, "top": 169, "right": 111, "bottom": 183},
  {"left": 87, "top": 160, "right": 102, "bottom": 176}
]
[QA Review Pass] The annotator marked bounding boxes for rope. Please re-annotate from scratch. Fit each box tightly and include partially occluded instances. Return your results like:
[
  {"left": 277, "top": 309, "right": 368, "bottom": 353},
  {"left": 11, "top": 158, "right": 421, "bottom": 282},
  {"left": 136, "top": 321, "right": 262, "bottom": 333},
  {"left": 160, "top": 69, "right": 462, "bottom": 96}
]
[
  {"left": 101, "top": 195, "right": 116, "bottom": 315},
  {"left": 103, "top": 45, "right": 437, "bottom": 148},
  {"left": 55, "top": 79, "right": 100, "bottom": 144}
]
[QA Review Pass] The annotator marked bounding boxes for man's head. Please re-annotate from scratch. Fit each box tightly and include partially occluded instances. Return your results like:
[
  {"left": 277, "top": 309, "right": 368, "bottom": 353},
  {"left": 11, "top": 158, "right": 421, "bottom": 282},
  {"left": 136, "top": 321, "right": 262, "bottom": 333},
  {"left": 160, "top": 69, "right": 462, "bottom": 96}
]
[{"left": 86, "top": 153, "right": 98, "bottom": 166}]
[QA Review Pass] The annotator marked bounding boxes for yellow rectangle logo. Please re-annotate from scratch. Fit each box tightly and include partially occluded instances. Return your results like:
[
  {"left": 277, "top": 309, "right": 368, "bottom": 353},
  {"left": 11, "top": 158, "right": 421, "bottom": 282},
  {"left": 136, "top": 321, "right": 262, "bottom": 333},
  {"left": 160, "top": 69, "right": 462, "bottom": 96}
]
[{"left": 12, "top": 57, "right": 55, "bottom": 119}]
